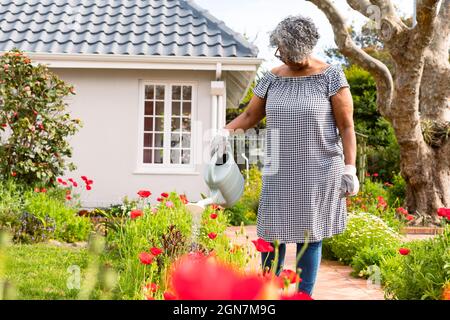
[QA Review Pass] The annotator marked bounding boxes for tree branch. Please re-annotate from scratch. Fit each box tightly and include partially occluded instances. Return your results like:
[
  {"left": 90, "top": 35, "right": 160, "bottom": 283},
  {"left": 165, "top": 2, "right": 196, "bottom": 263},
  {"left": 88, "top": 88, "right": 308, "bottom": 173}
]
[
  {"left": 413, "top": 0, "right": 442, "bottom": 49},
  {"left": 307, "top": 0, "right": 394, "bottom": 118}
]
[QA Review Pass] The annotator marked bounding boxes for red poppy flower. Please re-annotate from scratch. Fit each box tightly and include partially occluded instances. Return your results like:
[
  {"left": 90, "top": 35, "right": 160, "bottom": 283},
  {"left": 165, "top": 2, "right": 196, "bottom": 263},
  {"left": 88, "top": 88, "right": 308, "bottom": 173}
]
[
  {"left": 150, "top": 247, "right": 163, "bottom": 256},
  {"left": 86, "top": 185, "right": 92, "bottom": 191},
  {"left": 34, "top": 187, "right": 40, "bottom": 193},
  {"left": 137, "top": 190, "right": 152, "bottom": 198},
  {"left": 396, "top": 207, "right": 408, "bottom": 215},
  {"left": 169, "top": 253, "right": 274, "bottom": 300},
  {"left": 252, "top": 238, "right": 274, "bottom": 253},
  {"left": 86, "top": 179, "right": 93, "bottom": 185},
  {"left": 57, "top": 178, "right": 63, "bottom": 183},
  {"left": 81, "top": 176, "right": 88, "bottom": 181},
  {"left": 144, "top": 282, "right": 159, "bottom": 293},
  {"left": 130, "top": 210, "right": 143, "bottom": 219},
  {"left": 156, "top": 197, "right": 163, "bottom": 202},
  {"left": 66, "top": 195, "right": 72, "bottom": 201},
  {"left": 399, "top": 248, "right": 410, "bottom": 255},
  {"left": 210, "top": 213, "right": 218, "bottom": 219},
  {"left": 72, "top": 181, "right": 78, "bottom": 187},
  {"left": 10, "top": 171, "right": 16, "bottom": 177},
  {"left": 68, "top": 178, "right": 74, "bottom": 182},
  {"left": 139, "top": 252, "right": 154, "bottom": 265},
  {"left": 406, "top": 215, "right": 414, "bottom": 221},
  {"left": 163, "top": 291, "right": 177, "bottom": 300},
  {"left": 281, "top": 291, "right": 313, "bottom": 300},
  {"left": 41, "top": 188, "right": 47, "bottom": 193},
  {"left": 1, "top": 123, "right": 7, "bottom": 128},
  {"left": 208, "top": 232, "right": 217, "bottom": 240},
  {"left": 161, "top": 192, "right": 169, "bottom": 198},
  {"left": 279, "top": 269, "right": 302, "bottom": 285},
  {"left": 372, "top": 173, "right": 379, "bottom": 177}
]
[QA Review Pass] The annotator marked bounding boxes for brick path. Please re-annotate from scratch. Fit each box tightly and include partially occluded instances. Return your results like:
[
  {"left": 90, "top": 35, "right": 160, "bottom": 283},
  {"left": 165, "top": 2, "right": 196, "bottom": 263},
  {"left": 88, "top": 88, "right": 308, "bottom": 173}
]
[{"left": 225, "top": 225, "right": 386, "bottom": 300}]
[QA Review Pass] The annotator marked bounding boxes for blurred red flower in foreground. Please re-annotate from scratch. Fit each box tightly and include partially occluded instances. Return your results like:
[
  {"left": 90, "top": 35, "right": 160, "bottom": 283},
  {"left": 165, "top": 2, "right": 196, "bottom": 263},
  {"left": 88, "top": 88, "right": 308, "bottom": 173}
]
[
  {"left": 166, "top": 253, "right": 312, "bottom": 300},
  {"left": 437, "top": 208, "right": 450, "bottom": 219},
  {"left": 139, "top": 252, "right": 154, "bottom": 265},
  {"left": 399, "top": 248, "right": 410, "bottom": 256},
  {"left": 252, "top": 238, "right": 274, "bottom": 253},
  {"left": 164, "top": 291, "right": 177, "bottom": 300},
  {"left": 279, "top": 269, "right": 302, "bottom": 286}
]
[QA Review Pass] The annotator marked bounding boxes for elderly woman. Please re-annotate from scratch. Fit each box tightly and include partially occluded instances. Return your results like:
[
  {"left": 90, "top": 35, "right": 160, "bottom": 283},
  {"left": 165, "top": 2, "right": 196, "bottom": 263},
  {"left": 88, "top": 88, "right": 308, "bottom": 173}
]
[{"left": 211, "top": 15, "right": 359, "bottom": 296}]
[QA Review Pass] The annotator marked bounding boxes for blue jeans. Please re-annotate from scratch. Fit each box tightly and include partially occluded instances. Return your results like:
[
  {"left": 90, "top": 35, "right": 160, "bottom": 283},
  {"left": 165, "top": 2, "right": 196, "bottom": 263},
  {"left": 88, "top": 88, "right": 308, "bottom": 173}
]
[{"left": 261, "top": 241, "right": 322, "bottom": 296}]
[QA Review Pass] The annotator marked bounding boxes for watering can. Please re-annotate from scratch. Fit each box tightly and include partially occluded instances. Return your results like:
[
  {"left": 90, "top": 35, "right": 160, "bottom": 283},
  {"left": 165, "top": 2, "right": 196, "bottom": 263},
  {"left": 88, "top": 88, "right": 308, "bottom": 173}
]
[{"left": 185, "top": 142, "right": 245, "bottom": 215}]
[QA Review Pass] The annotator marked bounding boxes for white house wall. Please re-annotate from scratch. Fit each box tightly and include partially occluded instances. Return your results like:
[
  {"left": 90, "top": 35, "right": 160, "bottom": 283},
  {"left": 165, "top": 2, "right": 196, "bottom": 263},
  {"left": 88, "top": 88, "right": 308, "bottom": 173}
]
[{"left": 53, "top": 68, "right": 216, "bottom": 209}]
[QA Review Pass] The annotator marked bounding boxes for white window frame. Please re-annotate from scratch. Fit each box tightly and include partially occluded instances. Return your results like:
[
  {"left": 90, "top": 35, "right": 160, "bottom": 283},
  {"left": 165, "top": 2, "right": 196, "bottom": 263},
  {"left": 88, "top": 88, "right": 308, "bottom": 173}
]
[{"left": 134, "top": 79, "right": 199, "bottom": 175}]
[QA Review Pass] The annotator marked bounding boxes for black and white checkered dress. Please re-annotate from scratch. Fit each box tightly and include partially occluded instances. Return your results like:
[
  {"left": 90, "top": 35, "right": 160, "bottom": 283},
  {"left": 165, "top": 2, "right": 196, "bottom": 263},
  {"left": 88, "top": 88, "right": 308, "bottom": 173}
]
[{"left": 253, "top": 64, "right": 350, "bottom": 243}]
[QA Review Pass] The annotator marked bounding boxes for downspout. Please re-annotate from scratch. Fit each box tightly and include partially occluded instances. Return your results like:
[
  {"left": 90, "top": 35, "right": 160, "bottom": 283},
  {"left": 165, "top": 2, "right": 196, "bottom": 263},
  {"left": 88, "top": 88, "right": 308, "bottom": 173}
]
[{"left": 211, "top": 62, "right": 226, "bottom": 134}]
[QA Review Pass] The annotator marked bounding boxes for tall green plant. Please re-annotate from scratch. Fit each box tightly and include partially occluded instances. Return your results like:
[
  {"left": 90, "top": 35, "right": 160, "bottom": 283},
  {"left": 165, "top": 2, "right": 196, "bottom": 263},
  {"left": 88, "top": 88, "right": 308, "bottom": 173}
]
[{"left": 0, "top": 49, "right": 82, "bottom": 186}]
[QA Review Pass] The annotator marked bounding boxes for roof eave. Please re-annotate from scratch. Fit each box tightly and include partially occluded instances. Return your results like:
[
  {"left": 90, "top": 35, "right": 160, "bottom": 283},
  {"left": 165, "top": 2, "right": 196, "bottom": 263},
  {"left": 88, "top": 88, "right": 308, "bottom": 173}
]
[{"left": 16, "top": 52, "right": 264, "bottom": 71}]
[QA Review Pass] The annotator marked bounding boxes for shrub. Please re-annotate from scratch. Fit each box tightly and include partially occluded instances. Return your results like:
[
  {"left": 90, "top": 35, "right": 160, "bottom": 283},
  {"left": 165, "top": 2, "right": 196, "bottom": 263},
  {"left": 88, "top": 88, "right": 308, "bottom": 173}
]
[
  {"left": 350, "top": 245, "right": 396, "bottom": 278},
  {"left": 0, "top": 49, "right": 82, "bottom": 186},
  {"left": 380, "top": 226, "right": 450, "bottom": 300},
  {"left": 323, "top": 211, "right": 401, "bottom": 264},
  {"left": 224, "top": 165, "right": 261, "bottom": 225},
  {"left": 22, "top": 190, "right": 91, "bottom": 243},
  {"left": 0, "top": 179, "right": 23, "bottom": 230},
  {"left": 13, "top": 211, "right": 56, "bottom": 244}
]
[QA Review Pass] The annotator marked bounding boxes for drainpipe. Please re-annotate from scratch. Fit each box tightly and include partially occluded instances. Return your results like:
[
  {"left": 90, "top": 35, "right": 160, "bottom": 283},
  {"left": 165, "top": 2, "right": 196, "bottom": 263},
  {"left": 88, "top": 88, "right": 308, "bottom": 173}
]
[{"left": 211, "top": 62, "right": 225, "bottom": 134}]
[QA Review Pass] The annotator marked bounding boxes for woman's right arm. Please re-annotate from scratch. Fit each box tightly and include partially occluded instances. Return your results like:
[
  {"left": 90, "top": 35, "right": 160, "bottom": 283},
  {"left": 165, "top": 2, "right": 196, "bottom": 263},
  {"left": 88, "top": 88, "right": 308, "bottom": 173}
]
[{"left": 223, "top": 95, "right": 266, "bottom": 133}]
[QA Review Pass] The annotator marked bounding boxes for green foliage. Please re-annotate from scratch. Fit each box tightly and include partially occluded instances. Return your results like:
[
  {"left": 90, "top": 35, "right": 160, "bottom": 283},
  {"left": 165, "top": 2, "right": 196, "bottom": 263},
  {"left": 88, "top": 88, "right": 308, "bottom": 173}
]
[
  {"left": 386, "top": 172, "right": 406, "bottom": 207},
  {"left": 381, "top": 226, "right": 450, "bottom": 300},
  {"left": 350, "top": 245, "right": 396, "bottom": 278},
  {"left": 22, "top": 190, "right": 91, "bottom": 243},
  {"left": 323, "top": 211, "right": 401, "bottom": 265},
  {"left": 224, "top": 165, "right": 261, "bottom": 225},
  {"left": 0, "top": 49, "right": 82, "bottom": 186}
]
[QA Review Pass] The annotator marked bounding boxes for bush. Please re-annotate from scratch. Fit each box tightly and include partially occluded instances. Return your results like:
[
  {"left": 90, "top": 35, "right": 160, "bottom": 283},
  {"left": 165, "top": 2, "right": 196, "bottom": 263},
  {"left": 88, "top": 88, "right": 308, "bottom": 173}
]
[
  {"left": 0, "top": 49, "right": 82, "bottom": 186},
  {"left": 224, "top": 165, "right": 261, "bottom": 225},
  {"left": 381, "top": 226, "right": 450, "bottom": 300},
  {"left": 323, "top": 211, "right": 401, "bottom": 264},
  {"left": 350, "top": 245, "right": 396, "bottom": 278}
]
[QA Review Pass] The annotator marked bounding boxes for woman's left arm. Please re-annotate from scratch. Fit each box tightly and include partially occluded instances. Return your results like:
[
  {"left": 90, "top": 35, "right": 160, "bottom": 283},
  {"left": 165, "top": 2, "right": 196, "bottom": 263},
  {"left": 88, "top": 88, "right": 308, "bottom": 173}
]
[{"left": 331, "top": 87, "right": 356, "bottom": 166}]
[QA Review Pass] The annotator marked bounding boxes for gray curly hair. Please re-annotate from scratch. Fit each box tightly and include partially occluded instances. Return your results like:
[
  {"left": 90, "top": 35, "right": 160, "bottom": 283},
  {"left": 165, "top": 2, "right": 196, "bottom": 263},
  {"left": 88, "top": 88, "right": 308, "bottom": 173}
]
[{"left": 269, "top": 15, "right": 320, "bottom": 63}]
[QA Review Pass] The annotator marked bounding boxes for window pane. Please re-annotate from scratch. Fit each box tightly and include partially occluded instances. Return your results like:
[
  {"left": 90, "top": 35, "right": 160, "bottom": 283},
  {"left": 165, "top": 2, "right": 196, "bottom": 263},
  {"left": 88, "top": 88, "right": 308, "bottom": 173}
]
[
  {"left": 181, "top": 133, "right": 190, "bottom": 148},
  {"left": 171, "top": 117, "right": 181, "bottom": 132},
  {"left": 144, "top": 117, "right": 153, "bottom": 131},
  {"left": 170, "top": 149, "right": 180, "bottom": 164},
  {"left": 172, "top": 85, "right": 181, "bottom": 100},
  {"left": 156, "top": 85, "right": 165, "bottom": 100},
  {"left": 144, "top": 133, "right": 153, "bottom": 147},
  {"left": 145, "top": 101, "right": 154, "bottom": 116},
  {"left": 155, "top": 117, "right": 164, "bottom": 132},
  {"left": 143, "top": 149, "right": 153, "bottom": 163},
  {"left": 155, "top": 101, "right": 164, "bottom": 115},
  {"left": 181, "top": 149, "right": 191, "bottom": 164},
  {"left": 172, "top": 101, "right": 181, "bottom": 116},
  {"left": 182, "top": 102, "right": 191, "bottom": 116},
  {"left": 155, "top": 133, "right": 164, "bottom": 148},
  {"left": 154, "top": 149, "right": 164, "bottom": 163},
  {"left": 171, "top": 133, "right": 181, "bottom": 148},
  {"left": 182, "top": 117, "right": 191, "bottom": 131},
  {"left": 182, "top": 86, "right": 192, "bottom": 100},
  {"left": 145, "top": 85, "right": 154, "bottom": 100}
]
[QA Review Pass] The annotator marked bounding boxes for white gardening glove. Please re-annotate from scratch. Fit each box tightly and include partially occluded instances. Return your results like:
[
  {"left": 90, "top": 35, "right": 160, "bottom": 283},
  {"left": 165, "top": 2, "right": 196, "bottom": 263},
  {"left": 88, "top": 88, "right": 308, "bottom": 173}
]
[
  {"left": 340, "top": 165, "right": 360, "bottom": 197},
  {"left": 210, "top": 128, "right": 230, "bottom": 159}
]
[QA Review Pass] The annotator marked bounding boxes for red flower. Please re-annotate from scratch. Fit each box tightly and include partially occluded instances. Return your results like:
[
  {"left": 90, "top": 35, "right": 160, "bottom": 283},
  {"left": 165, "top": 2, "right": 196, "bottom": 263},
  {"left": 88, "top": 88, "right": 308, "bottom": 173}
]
[
  {"left": 86, "top": 185, "right": 92, "bottom": 191},
  {"left": 11, "top": 171, "right": 17, "bottom": 177},
  {"left": 406, "top": 215, "right": 414, "bottom": 221},
  {"left": 169, "top": 253, "right": 273, "bottom": 300},
  {"left": 150, "top": 247, "right": 163, "bottom": 256},
  {"left": 72, "top": 181, "right": 78, "bottom": 187},
  {"left": 163, "top": 291, "right": 177, "bottom": 300},
  {"left": 399, "top": 248, "right": 410, "bottom": 256},
  {"left": 437, "top": 208, "right": 450, "bottom": 219},
  {"left": 372, "top": 173, "right": 379, "bottom": 177},
  {"left": 144, "top": 282, "right": 159, "bottom": 293},
  {"left": 130, "top": 210, "right": 143, "bottom": 219},
  {"left": 81, "top": 176, "right": 88, "bottom": 181},
  {"left": 210, "top": 213, "right": 218, "bottom": 219},
  {"left": 86, "top": 179, "right": 93, "bottom": 185},
  {"left": 279, "top": 269, "right": 302, "bottom": 285},
  {"left": 252, "top": 238, "right": 274, "bottom": 253},
  {"left": 156, "top": 197, "right": 163, "bottom": 202},
  {"left": 41, "top": 188, "right": 47, "bottom": 193},
  {"left": 66, "top": 195, "right": 72, "bottom": 201},
  {"left": 137, "top": 190, "right": 152, "bottom": 198},
  {"left": 281, "top": 291, "right": 313, "bottom": 300},
  {"left": 34, "top": 187, "right": 40, "bottom": 193},
  {"left": 1, "top": 123, "right": 7, "bottom": 128},
  {"left": 161, "top": 192, "right": 169, "bottom": 198},
  {"left": 396, "top": 207, "right": 408, "bottom": 215},
  {"left": 139, "top": 252, "right": 154, "bottom": 265},
  {"left": 208, "top": 232, "right": 217, "bottom": 240}
]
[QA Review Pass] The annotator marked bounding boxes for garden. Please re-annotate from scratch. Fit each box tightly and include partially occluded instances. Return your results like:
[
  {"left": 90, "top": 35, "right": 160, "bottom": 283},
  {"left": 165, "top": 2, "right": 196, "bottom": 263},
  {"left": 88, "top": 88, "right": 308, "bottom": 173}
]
[{"left": 0, "top": 42, "right": 449, "bottom": 301}]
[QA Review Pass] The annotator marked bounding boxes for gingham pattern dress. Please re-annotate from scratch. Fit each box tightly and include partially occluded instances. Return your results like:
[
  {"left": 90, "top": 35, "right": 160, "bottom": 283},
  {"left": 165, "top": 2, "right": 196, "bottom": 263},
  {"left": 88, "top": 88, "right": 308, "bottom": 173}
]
[{"left": 253, "top": 64, "right": 350, "bottom": 243}]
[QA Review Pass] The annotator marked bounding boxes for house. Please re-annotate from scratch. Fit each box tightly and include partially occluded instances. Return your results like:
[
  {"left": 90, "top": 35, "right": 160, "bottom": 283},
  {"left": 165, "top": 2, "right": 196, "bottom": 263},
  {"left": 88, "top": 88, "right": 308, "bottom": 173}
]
[{"left": 0, "top": 0, "right": 262, "bottom": 208}]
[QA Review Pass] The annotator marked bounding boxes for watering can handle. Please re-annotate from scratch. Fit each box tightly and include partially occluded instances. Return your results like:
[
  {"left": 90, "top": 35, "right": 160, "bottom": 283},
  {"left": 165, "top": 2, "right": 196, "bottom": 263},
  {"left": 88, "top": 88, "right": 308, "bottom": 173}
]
[{"left": 207, "top": 142, "right": 231, "bottom": 185}]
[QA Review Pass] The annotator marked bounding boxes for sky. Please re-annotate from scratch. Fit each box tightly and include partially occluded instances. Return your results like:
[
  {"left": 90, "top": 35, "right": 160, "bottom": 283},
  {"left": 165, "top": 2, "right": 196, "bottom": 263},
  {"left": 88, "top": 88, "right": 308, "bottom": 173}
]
[{"left": 194, "top": 0, "right": 414, "bottom": 71}]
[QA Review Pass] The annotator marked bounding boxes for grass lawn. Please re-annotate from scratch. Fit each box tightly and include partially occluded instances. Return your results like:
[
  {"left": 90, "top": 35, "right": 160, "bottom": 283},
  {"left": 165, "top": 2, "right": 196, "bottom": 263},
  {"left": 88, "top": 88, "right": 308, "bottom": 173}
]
[{"left": 4, "top": 244, "right": 89, "bottom": 300}]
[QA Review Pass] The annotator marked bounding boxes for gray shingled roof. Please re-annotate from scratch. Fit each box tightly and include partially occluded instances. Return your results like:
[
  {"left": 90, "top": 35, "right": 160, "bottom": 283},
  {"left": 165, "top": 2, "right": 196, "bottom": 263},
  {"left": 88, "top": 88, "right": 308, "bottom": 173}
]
[{"left": 0, "top": 0, "right": 259, "bottom": 57}]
